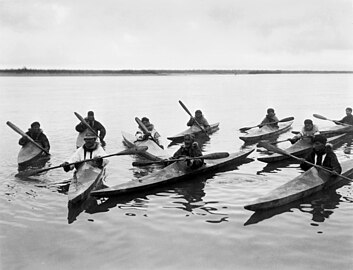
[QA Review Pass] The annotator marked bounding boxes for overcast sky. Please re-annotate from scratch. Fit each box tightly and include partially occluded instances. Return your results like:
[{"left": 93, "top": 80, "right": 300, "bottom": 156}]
[{"left": 1, "top": 0, "right": 352, "bottom": 70}]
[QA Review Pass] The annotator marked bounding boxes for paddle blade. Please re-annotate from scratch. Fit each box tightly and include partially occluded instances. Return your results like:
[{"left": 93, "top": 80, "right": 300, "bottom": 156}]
[
  {"left": 313, "top": 114, "right": 327, "bottom": 120},
  {"left": 278, "top": 116, "right": 294, "bottom": 123},
  {"left": 178, "top": 100, "right": 193, "bottom": 117},
  {"left": 239, "top": 126, "right": 255, "bottom": 132},
  {"left": 115, "top": 146, "right": 148, "bottom": 156},
  {"left": 201, "top": 152, "right": 229, "bottom": 159},
  {"left": 257, "top": 141, "right": 290, "bottom": 157}
]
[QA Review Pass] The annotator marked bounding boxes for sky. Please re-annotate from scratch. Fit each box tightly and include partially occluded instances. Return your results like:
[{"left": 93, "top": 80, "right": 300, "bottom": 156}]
[{"left": 1, "top": 0, "right": 352, "bottom": 70}]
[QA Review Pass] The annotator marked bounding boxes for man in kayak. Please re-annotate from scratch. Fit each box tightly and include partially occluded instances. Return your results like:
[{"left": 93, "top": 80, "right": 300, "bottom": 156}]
[
  {"left": 289, "top": 119, "right": 319, "bottom": 144},
  {"left": 172, "top": 134, "right": 204, "bottom": 169},
  {"left": 187, "top": 110, "right": 211, "bottom": 131},
  {"left": 61, "top": 131, "right": 108, "bottom": 172},
  {"left": 135, "top": 117, "right": 163, "bottom": 148},
  {"left": 259, "top": 108, "right": 279, "bottom": 129},
  {"left": 335, "top": 107, "right": 353, "bottom": 125},
  {"left": 19, "top": 121, "right": 50, "bottom": 153},
  {"left": 300, "top": 134, "right": 341, "bottom": 174},
  {"left": 75, "top": 111, "right": 106, "bottom": 147}
]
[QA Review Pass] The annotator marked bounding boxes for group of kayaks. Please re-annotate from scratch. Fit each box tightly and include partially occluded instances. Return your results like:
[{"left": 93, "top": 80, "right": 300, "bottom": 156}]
[{"left": 9, "top": 111, "right": 353, "bottom": 214}]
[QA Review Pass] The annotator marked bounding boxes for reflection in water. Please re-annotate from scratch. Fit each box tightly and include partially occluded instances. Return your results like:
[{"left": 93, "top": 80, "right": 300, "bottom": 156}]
[
  {"left": 257, "top": 159, "right": 300, "bottom": 175},
  {"left": 67, "top": 195, "right": 99, "bottom": 224},
  {"left": 244, "top": 179, "right": 351, "bottom": 226}
]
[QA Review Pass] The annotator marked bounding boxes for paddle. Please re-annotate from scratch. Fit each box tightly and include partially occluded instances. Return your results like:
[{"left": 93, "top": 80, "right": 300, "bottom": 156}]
[
  {"left": 18, "top": 146, "right": 148, "bottom": 177},
  {"left": 178, "top": 100, "right": 209, "bottom": 137},
  {"left": 257, "top": 141, "right": 352, "bottom": 182},
  {"left": 132, "top": 152, "right": 229, "bottom": 166},
  {"left": 6, "top": 121, "right": 50, "bottom": 155},
  {"left": 313, "top": 114, "right": 351, "bottom": 126},
  {"left": 239, "top": 117, "right": 294, "bottom": 132},
  {"left": 74, "top": 112, "right": 105, "bottom": 144},
  {"left": 269, "top": 138, "right": 290, "bottom": 144},
  {"left": 135, "top": 117, "right": 163, "bottom": 149}
]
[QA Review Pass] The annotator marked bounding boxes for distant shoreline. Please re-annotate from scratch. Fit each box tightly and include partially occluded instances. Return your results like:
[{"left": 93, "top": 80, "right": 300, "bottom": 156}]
[{"left": 0, "top": 68, "right": 352, "bottom": 76}]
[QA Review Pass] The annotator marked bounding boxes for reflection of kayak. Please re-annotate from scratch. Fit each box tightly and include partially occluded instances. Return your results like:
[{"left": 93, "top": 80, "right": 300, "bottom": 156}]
[
  {"left": 167, "top": 123, "right": 220, "bottom": 141},
  {"left": 68, "top": 163, "right": 106, "bottom": 205},
  {"left": 122, "top": 131, "right": 170, "bottom": 161},
  {"left": 239, "top": 121, "right": 293, "bottom": 143},
  {"left": 257, "top": 135, "right": 345, "bottom": 163},
  {"left": 92, "top": 148, "right": 254, "bottom": 197},
  {"left": 244, "top": 159, "right": 353, "bottom": 211}
]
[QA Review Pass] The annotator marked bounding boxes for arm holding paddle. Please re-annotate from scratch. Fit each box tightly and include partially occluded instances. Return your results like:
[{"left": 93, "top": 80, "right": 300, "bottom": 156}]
[
  {"left": 239, "top": 117, "right": 294, "bottom": 132},
  {"left": 75, "top": 112, "right": 107, "bottom": 147},
  {"left": 179, "top": 100, "right": 210, "bottom": 136},
  {"left": 313, "top": 113, "right": 352, "bottom": 126}
]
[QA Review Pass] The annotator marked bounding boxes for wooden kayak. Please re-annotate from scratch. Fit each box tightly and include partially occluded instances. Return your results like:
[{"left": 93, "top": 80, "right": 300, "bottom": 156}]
[
  {"left": 68, "top": 162, "right": 106, "bottom": 205},
  {"left": 244, "top": 159, "right": 353, "bottom": 211},
  {"left": 239, "top": 121, "right": 293, "bottom": 143},
  {"left": 91, "top": 148, "right": 254, "bottom": 197},
  {"left": 257, "top": 134, "right": 345, "bottom": 163},
  {"left": 167, "top": 122, "right": 220, "bottom": 141},
  {"left": 122, "top": 131, "right": 170, "bottom": 161}
]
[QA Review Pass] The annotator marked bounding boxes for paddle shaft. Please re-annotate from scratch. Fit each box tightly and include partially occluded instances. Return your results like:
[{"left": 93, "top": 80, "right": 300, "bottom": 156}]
[
  {"left": 74, "top": 112, "right": 103, "bottom": 142},
  {"left": 239, "top": 117, "right": 294, "bottom": 132},
  {"left": 178, "top": 100, "right": 209, "bottom": 136},
  {"left": 135, "top": 117, "right": 163, "bottom": 148},
  {"left": 259, "top": 141, "right": 352, "bottom": 182},
  {"left": 313, "top": 114, "right": 351, "bottom": 126},
  {"left": 6, "top": 121, "right": 50, "bottom": 155},
  {"left": 132, "top": 152, "right": 229, "bottom": 166}
]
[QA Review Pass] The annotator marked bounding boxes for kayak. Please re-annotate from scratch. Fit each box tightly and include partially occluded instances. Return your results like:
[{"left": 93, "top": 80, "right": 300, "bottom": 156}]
[
  {"left": 257, "top": 134, "right": 345, "bottom": 163},
  {"left": 167, "top": 122, "right": 220, "bottom": 141},
  {"left": 17, "top": 143, "right": 49, "bottom": 168},
  {"left": 76, "top": 130, "right": 88, "bottom": 148},
  {"left": 239, "top": 121, "right": 293, "bottom": 143},
  {"left": 91, "top": 148, "right": 254, "bottom": 197},
  {"left": 319, "top": 125, "right": 353, "bottom": 137},
  {"left": 122, "top": 131, "right": 170, "bottom": 161},
  {"left": 244, "top": 159, "right": 353, "bottom": 211},
  {"left": 68, "top": 162, "right": 106, "bottom": 205}
]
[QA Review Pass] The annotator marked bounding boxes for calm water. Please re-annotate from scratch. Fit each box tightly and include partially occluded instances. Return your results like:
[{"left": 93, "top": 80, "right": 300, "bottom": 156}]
[{"left": 0, "top": 74, "right": 352, "bottom": 270}]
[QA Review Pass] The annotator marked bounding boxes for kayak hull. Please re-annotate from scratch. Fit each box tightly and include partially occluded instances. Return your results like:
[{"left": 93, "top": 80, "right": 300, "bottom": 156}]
[
  {"left": 17, "top": 143, "right": 49, "bottom": 169},
  {"left": 239, "top": 121, "right": 293, "bottom": 143},
  {"left": 92, "top": 148, "right": 254, "bottom": 197},
  {"left": 244, "top": 159, "right": 353, "bottom": 211},
  {"left": 257, "top": 134, "right": 345, "bottom": 163},
  {"left": 319, "top": 125, "right": 353, "bottom": 137},
  {"left": 167, "top": 123, "right": 220, "bottom": 141},
  {"left": 122, "top": 131, "right": 170, "bottom": 161},
  {"left": 68, "top": 163, "right": 106, "bottom": 205}
]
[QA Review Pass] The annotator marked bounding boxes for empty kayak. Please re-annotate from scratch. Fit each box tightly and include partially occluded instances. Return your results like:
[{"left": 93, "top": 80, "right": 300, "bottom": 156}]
[
  {"left": 167, "top": 122, "right": 220, "bottom": 141},
  {"left": 92, "top": 148, "right": 254, "bottom": 197},
  {"left": 68, "top": 162, "right": 106, "bottom": 205},
  {"left": 122, "top": 131, "right": 170, "bottom": 161},
  {"left": 244, "top": 159, "right": 353, "bottom": 211},
  {"left": 239, "top": 121, "right": 293, "bottom": 143}
]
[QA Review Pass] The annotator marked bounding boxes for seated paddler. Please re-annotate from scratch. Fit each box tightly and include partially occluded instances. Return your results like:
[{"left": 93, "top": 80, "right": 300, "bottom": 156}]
[
  {"left": 187, "top": 109, "right": 211, "bottom": 131},
  {"left": 19, "top": 121, "right": 50, "bottom": 154},
  {"left": 171, "top": 134, "right": 204, "bottom": 169},
  {"left": 300, "top": 134, "right": 341, "bottom": 174},
  {"left": 289, "top": 119, "right": 319, "bottom": 144},
  {"left": 335, "top": 107, "right": 353, "bottom": 126},
  {"left": 135, "top": 117, "right": 163, "bottom": 147},
  {"left": 259, "top": 108, "right": 279, "bottom": 129},
  {"left": 61, "top": 131, "right": 108, "bottom": 172}
]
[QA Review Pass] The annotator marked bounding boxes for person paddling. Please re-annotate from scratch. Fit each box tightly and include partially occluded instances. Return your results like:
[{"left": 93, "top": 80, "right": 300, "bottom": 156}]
[
  {"left": 289, "top": 119, "right": 319, "bottom": 144},
  {"left": 187, "top": 110, "right": 211, "bottom": 131},
  {"left": 259, "top": 108, "right": 279, "bottom": 129},
  {"left": 335, "top": 107, "right": 353, "bottom": 125},
  {"left": 19, "top": 121, "right": 50, "bottom": 153},
  {"left": 135, "top": 117, "right": 163, "bottom": 148},
  {"left": 171, "top": 134, "right": 204, "bottom": 169},
  {"left": 75, "top": 111, "right": 106, "bottom": 147},
  {"left": 300, "top": 134, "right": 341, "bottom": 174},
  {"left": 61, "top": 132, "right": 108, "bottom": 172}
]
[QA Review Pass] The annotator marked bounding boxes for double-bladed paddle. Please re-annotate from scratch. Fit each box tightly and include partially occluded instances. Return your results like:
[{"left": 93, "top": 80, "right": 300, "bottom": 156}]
[
  {"left": 74, "top": 112, "right": 105, "bottom": 144},
  {"left": 313, "top": 114, "right": 351, "bottom": 126},
  {"left": 257, "top": 141, "right": 352, "bottom": 182},
  {"left": 178, "top": 100, "right": 209, "bottom": 137},
  {"left": 17, "top": 146, "right": 148, "bottom": 177},
  {"left": 6, "top": 121, "right": 50, "bottom": 155},
  {"left": 132, "top": 152, "right": 229, "bottom": 166},
  {"left": 239, "top": 117, "right": 294, "bottom": 132},
  {"left": 135, "top": 117, "right": 163, "bottom": 149}
]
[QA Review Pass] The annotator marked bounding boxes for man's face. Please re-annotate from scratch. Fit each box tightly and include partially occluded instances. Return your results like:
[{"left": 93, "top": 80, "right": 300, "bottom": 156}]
[
  {"left": 313, "top": 141, "right": 325, "bottom": 152},
  {"left": 195, "top": 112, "right": 202, "bottom": 118},
  {"left": 31, "top": 125, "right": 40, "bottom": 134},
  {"left": 84, "top": 138, "right": 96, "bottom": 148},
  {"left": 304, "top": 123, "right": 313, "bottom": 131},
  {"left": 184, "top": 136, "right": 192, "bottom": 147},
  {"left": 87, "top": 115, "right": 94, "bottom": 121},
  {"left": 346, "top": 109, "right": 352, "bottom": 116}
]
